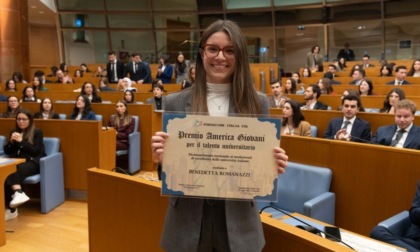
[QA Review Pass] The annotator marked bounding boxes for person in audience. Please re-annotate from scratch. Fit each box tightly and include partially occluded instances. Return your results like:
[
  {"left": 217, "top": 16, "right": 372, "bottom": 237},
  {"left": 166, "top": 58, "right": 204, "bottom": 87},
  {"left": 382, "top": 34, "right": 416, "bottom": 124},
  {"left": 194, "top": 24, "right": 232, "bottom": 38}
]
[
  {"left": 348, "top": 64, "right": 363, "bottom": 77},
  {"left": 117, "top": 77, "right": 137, "bottom": 92},
  {"left": 349, "top": 69, "right": 365, "bottom": 85},
  {"left": 4, "top": 109, "right": 45, "bottom": 221},
  {"left": 92, "top": 65, "right": 104, "bottom": 77},
  {"left": 337, "top": 89, "right": 364, "bottom": 111},
  {"left": 123, "top": 90, "right": 135, "bottom": 104},
  {"left": 387, "top": 66, "right": 410, "bottom": 85},
  {"left": 317, "top": 78, "right": 334, "bottom": 95},
  {"left": 98, "top": 78, "right": 116, "bottom": 92},
  {"left": 380, "top": 88, "right": 406, "bottom": 114},
  {"left": 281, "top": 100, "right": 311, "bottom": 136},
  {"left": 124, "top": 52, "right": 152, "bottom": 84},
  {"left": 174, "top": 52, "right": 189, "bottom": 84},
  {"left": 407, "top": 59, "right": 420, "bottom": 77},
  {"left": 284, "top": 78, "right": 297, "bottom": 94},
  {"left": 362, "top": 54, "right": 375, "bottom": 68},
  {"left": 371, "top": 179, "right": 420, "bottom": 251},
  {"left": 323, "top": 72, "right": 341, "bottom": 84},
  {"left": 5, "top": 79, "right": 17, "bottom": 91},
  {"left": 156, "top": 54, "right": 173, "bottom": 84},
  {"left": 182, "top": 65, "right": 196, "bottom": 89},
  {"left": 358, "top": 79, "right": 374, "bottom": 96},
  {"left": 337, "top": 42, "right": 355, "bottom": 61},
  {"left": 107, "top": 51, "right": 125, "bottom": 83},
  {"left": 338, "top": 57, "right": 347, "bottom": 70},
  {"left": 74, "top": 69, "right": 83, "bottom": 78},
  {"left": 80, "top": 63, "right": 91, "bottom": 74},
  {"left": 32, "top": 76, "right": 48, "bottom": 91},
  {"left": 34, "top": 70, "right": 52, "bottom": 85},
  {"left": 291, "top": 72, "right": 302, "bottom": 84},
  {"left": 33, "top": 98, "right": 60, "bottom": 119},
  {"left": 59, "top": 63, "right": 69, "bottom": 74},
  {"left": 268, "top": 79, "right": 289, "bottom": 108},
  {"left": 373, "top": 99, "right": 420, "bottom": 149},
  {"left": 70, "top": 95, "right": 96, "bottom": 120},
  {"left": 301, "top": 67, "right": 311, "bottom": 78},
  {"left": 1, "top": 96, "right": 22, "bottom": 118},
  {"left": 306, "top": 45, "right": 323, "bottom": 72},
  {"left": 20, "top": 86, "right": 41, "bottom": 103},
  {"left": 12, "top": 71, "right": 27, "bottom": 84},
  {"left": 301, "top": 84, "right": 328, "bottom": 110},
  {"left": 327, "top": 64, "right": 339, "bottom": 78},
  {"left": 107, "top": 100, "right": 135, "bottom": 151},
  {"left": 55, "top": 70, "right": 74, "bottom": 84},
  {"left": 332, "top": 59, "right": 342, "bottom": 71},
  {"left": 80, "top": 82, "right": 102, "bottom": 103},
  {"left": 47, "top": 66, "right": 58, "bottom": 77},
  {"left": 147, "top": 81, "right": 165, "bottom": 110},
  {"left": 379, "top": 64, "right": 393, "bottom": 77},
  {"left": 324, "top": 94, "right": 371, "bottom": 142}
]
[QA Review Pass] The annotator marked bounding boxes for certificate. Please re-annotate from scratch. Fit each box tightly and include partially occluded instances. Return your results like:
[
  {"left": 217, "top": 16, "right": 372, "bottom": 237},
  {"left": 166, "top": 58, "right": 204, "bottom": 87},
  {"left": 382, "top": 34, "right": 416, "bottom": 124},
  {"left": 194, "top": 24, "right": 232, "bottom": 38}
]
[{"left": 161, "top": 113, "right": 281, "bottom": 201}]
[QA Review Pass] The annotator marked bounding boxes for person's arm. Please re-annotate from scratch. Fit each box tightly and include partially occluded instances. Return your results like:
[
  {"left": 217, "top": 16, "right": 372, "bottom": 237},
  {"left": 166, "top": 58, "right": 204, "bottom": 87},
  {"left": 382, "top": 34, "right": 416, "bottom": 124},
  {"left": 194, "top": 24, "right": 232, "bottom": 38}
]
[
  {"left": 323, "top": 122, "right": 334, "bottom": 139},
  {"left": 87, "top": 111, "right": 96, "bottom": 120},
  {"left": 143, "top": 63, "right": 151, "bottom": 83},
  {"left": 360, "top": 122, "right": 372, "bottom": 142},
  {"left": 15, "top": 129, "right": 44, "bottom": 157},
  {"left": 117, "top": 118, "right": 135, "bottom": 140},
  {"left": 160, "top": 65, "right": 174, "bottom": 81},
  {"left": 302, "top": 122, "right": 312, "bottom": 137}
]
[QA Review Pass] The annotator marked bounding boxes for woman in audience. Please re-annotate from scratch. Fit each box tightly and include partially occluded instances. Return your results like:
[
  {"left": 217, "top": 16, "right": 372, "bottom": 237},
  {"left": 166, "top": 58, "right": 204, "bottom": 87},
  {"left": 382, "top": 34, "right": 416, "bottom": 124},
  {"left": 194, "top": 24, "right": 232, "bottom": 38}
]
[
  {"left": 147, "top": 81, "right": 165, "bottom": 110},
  {"left": 182, "top": 65, "right": 196, "bottom": 89},
  {"left": 123, "top": 90, "right": 135, "bottom": 104},
  {"left": 80, "top": 82, "right": 102, "bottom": 103},
  {"left": 407, "top": 59, "right": 420, "bottom": 77},
  {"left": 80, "top": 63, "right": 91, "bottom": 74},
  {"left": 117, "top": 77, "right": 137, "bottom": 92},
  {"left": 284, "top": 78, "right": 297, "bottom": 94},
  {"left": 358, "top": 79, "right": 374, "bottom": 96},
  {"left": 281, "top": 100, "right": 311, "bottom": 136},
  {"left": 20, "top": 86, "right": 41, "bottom": 103},
  {"left": 301, "top": 67, "right": 311, "bottom": 78},
  {"left": 32, "top": 76, "right": 48, "bottom": 91},
  {"left": 379, "top": 64, "right": 393, "bottom": 77},
  {"left": 5, "top": 79, "right": 17, "bottom": 92},
  {"left": 317, "top": 78, "right": 334, "bottom": 95},
  {"left": 1, "top": 96, "right": 22, "bottom": 118},
  {"left": 338, "top": 57, "right": 347, "bottom": 70},
  {"left": 59, "top": 63, "right": 68, "bottom": 74},
  {"left": 70, "top": 95, "right": 96, "bottom": 120},
  {"left": 92, "top": 65, "right": 104, "bottom": 77},
  {"left": 33, "top": 98, "right": 60, "bottom": 119},
  {"left": 107, "top": 100, "right": 135, "bottom": 151},
  {"left": 156, "top": 54, "right": 173, "bottom": 84},
  {"left": 4, "top": 109, "right": 45, "bottom": 220},
  {"left": 12, "top": 71, "right": 27, "bottom": 84},
  {"left": 379, "top": 88, "right": 406, "bottom": 114},
  {"left": 98, "top": 78, "right": 116, "bottom": 92},
  {"left": 174, "top": 52, "right": 189, "bottom": 84},
  {"left": 74, "top": 69, "right": 83, "bottom": 78},
  {"left": 291, "top": 72, "right": 302, "bottom": 84}
]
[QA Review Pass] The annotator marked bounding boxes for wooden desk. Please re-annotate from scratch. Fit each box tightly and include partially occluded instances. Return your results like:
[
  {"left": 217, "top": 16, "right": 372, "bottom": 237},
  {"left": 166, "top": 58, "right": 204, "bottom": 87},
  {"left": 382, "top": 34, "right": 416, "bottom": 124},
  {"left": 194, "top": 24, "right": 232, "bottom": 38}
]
[{"left": 0, "top": 158, "right": 24, "bottom": 246}]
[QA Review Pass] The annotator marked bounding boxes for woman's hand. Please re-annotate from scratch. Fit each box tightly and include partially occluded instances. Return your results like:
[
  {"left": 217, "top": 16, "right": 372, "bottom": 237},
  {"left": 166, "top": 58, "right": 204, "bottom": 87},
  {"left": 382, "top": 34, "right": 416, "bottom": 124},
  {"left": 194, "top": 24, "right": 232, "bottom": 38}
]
[
  {"left": 151, "top": 132, "right": 169, "bottom": 163},
  {"left": 11, "top": 132, "right": 23, "bottom": 143},
  {"left": 274, "top": 147, "right": 288, "bottom": 174}
]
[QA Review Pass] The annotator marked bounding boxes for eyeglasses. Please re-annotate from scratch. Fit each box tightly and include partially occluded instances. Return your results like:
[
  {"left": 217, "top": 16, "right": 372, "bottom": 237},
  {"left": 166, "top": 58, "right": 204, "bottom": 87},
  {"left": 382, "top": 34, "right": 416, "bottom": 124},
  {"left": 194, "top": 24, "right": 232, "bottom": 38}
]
[
  {"left": 201, "top": 44, "right": 235, "bottom": 59},
  {"left": 9, "top": 100, "right": 18, "bottom": 103},
  {"left": 16, "top": 118, "right": 29, "bottom": 122}
]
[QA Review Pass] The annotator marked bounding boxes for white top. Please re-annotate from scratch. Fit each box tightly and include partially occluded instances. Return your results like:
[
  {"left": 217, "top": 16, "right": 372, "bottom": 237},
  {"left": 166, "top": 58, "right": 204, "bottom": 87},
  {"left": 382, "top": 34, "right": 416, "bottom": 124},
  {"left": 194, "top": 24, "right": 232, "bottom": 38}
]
[{"left": 206, "top": 83, "right": 230, "bottom": 117}]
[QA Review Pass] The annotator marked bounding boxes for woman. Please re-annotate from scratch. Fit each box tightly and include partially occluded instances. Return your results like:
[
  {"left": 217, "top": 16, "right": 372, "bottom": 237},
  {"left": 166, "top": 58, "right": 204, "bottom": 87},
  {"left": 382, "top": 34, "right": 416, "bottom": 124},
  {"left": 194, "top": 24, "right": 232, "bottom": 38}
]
[
  {"left": 281, "top": 100, "right": 311, "bottom": 136},
  {"left": 317, "top": 78, "right": 334, "bottom": 95},
  {"left": 291, "top": 72, "right": 302, "bottom": 84},
  {"left": 4, "top": 109, "right": 45, "bottom": 220},
  {"left": 156, "top": 54, "right": 173, "bottom": 84},
  {"left": 301, "top": 67, "right": 311, "bottom": 78},
  {"left": 80, "top": 82, "right": 102, "bottom": 103},
  {"left": 305, "top": 45, "right": 323, "bottom": 72},
  {"left": 33, "top": 98, "right": 60, "bottom": 119},
  {"left": 12, "top": 71, "right": 27, "bottom": 84},
  {"left": 338, "top": 57, "right": 347, "bottom": 70},
  {"left": 151, "top": 20, "right": 287, "bottom": 252},
  {"left": 407, "top": 59, "right": 420, "bottom": 77},
  {"left": 20, "top": 86, "right": 41, "bottom": 103},
  {"left": 92, "top": 65, "right": 104, "bottom": 77},
  {"left": 379, "top": 64, "right": 393, "bottom": 77},
  {"left": 123, "top": 90, "right": 135, "bottom": 104},
  {"left": 284, "top": 78, "right": 297, "bottom": 94},
  {"left": 2, "top": 96, "right": 22, "bottom": 118},
  {"left": 70, "top": 95, "right": 96, "bottom": 120},
  {"left": 80, "top": 63, "right": 91, "bottom": 74},
  {"left": 358, "top": 79, "right": 374, "bottom": 96},
  {"left": 117, "top": 77, "right": 137, "bottom": 92},
  {"left": 174, "top": 52, "right": 189, "bottom": 84},
  {"left": 147, "top": 81, "right": 165, "bottom": 110},
  {"left": 107, "top": 100, "right": 135, "bottom": 151},
  {"left": 59, "top": 63, "right": 68, "bottom": 74},
  {"left": 32, "top": 76, "right": 48, "bottom": 91},
  {"left": 74, "top": 69, "right": 83, "bottom": 78},
  {"left": 98, "top": 78, "right": 116, "bottom": 92},
  {"left": 5, "top": 79, "right": 17, "bottom": 92},
  {"left": 182, "top": 65, "right": 196, "bottom": 89},
  {"left": 379, "top": 88, "right": 406, "bottom": 114}
]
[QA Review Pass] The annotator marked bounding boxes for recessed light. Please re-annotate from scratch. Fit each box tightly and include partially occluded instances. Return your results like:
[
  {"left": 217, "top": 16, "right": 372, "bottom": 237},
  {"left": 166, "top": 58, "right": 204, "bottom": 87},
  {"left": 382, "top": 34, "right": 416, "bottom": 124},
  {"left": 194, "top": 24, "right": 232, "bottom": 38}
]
[
  {"left": 39, "top": 11, "right": 44, "bottom": 14},
  {"left": 31, "top": 5, "right": 37, "bottom": 8}
]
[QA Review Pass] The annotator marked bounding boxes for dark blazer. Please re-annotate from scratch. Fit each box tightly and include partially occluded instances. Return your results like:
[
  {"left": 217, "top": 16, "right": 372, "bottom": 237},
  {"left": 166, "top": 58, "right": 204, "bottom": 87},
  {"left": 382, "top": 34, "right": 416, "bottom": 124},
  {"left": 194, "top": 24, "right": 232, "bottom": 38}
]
[
  {"left": 160, "top": 88, "right": 266, "bottom": 252},
  {"left": 107, "top": 60, "right": 125, "bottom": 83},
  {"left": 406, "top": 180, "right": 420, "bottom": 240},
  {"left": 156, "top": 64, "right": 173, "bottom": 84},
  {"left": 124, "top": 61, "right": 152, "bottom": 83},
  {"left": 373, "top": 124, "right": 420, "bottom": 149},
  {"left": 386, "top": 80, "right": 411, "bottom": 85},
  {"left": 70, "top": 110, "right": 96, "bottom": 121},
  {"left": 324, "top": 117, "right": 371, "bottom": 142},
  {"left": 146, "top": 96, "right": 165, "bottom": 110},
  {"left": 349, "top": 79, "right": 362, "bottom": 85},
  {"left": 300, "top": 101, "right": 328, "bottom": 110},
  {"left": 337, "top": 48, "right": 355, "bottom": 61},
  {"left": 33, "top": 112, "right": 60, "bottom": 119},
  {"left": 4, "top": 128, "right": 45, "bottom": 163}
]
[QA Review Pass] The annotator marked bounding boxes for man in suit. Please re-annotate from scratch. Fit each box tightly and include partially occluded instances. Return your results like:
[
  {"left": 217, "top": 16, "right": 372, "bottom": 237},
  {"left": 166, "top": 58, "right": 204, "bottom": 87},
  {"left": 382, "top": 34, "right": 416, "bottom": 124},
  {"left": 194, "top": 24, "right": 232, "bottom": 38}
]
[
  {"left": 373, "top": 99, "right": 420, "bottom": 149},
  {"left": 337, "top": 42, "right": 355, "bottom": 61},
  {"left": 268, "top": 79, "right": 289, "bottom": 108},
  {"left": 124, "top": 53, "right": 152, "bottom": 84},
  {"left": 362, "top": 54, "right": 375, "bottom": 68},
  {"left": 349, "top": 69, "right": 365, "bottom": 85},
  {"left": 301, "top": 84, "right": 328, "bottom": 110},
  {"left": 371, "top": 179, "right": 420, "bottom": 251},
  {"left": 107, "top": 51, "right": 125, "bottom": 83},
  {"left": 324, "top": 94, "right": 371, "bottom": 142},
  {"left": 387, "top": 66, "right": 411, "bottom": 85}
]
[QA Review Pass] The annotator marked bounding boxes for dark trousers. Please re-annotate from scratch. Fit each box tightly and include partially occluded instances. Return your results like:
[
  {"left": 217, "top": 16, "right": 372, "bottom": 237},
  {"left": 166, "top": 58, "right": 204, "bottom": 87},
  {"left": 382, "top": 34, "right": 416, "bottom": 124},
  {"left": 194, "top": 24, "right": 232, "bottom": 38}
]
[
  {"left": 4, "top": 161, "right": 39, "bottom": 208},
  {"left": 371, "top": 225, "right": 420, "bottom": 252}
]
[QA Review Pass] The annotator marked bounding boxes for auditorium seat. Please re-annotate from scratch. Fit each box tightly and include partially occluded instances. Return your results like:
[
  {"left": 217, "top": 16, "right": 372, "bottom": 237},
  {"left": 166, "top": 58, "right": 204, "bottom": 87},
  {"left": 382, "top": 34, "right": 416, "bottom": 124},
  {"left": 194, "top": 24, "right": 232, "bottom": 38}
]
[
  {"left": 116, "top": 115, "right": 140, "bottom": 174},
  {"left": 375, "top": 211, "right": 410, "bottom": 238},
  {"left": 0, "top": 135, "right": 5, "bottom": 156}
]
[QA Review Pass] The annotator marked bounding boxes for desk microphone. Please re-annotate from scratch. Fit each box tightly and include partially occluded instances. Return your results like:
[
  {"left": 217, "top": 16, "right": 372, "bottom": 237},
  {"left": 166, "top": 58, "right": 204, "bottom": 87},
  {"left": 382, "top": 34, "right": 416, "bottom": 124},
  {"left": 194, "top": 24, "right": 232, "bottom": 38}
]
[
  {"left": 348, "top": 135, "right": 377, "bottom": 144},
  {"left": 259, "top": 205, "right": 355, "bottom": 250}
]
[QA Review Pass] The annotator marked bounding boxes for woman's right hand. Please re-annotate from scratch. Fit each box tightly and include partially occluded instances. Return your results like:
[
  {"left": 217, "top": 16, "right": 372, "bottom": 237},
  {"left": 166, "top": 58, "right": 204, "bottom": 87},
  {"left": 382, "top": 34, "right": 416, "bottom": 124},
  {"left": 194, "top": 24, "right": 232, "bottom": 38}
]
[{"left": 151, "top": 132, "right": 169, "bottom": 163}]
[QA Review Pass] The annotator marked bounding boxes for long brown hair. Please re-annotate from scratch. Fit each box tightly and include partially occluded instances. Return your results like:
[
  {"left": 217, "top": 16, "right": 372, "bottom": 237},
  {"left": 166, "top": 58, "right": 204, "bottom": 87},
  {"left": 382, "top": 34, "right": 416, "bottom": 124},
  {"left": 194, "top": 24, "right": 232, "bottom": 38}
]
[
  {"left": 110, "top": 100, "right": 131, "bottom": 128},
  {"left": 14, "top": 109, "right": 36, "bottom": 145},
  {"left": 191, "top": 20, "right": 261, "bottom": 115}
]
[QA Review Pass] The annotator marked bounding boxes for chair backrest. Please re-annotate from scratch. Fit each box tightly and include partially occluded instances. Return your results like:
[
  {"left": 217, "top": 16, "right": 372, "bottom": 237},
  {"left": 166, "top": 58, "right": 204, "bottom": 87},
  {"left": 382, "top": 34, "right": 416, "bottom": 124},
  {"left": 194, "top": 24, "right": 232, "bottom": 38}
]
[
  {"left": 58, "top": 114, "right": 67, "bottom": 120},
  {"left": 310, "top": 125, "right": 318, "bottom": 137},
  {"left": 0, "top": 135, "right": 5, "bottom": 155},
  {"left": 43, "top": 137, "right": 60, "bottom": 156},
  {"left": 95, "top": 114, "right": 103, "bottom": 122},
  {"left": 273, "top": 162, "right": 332, "bottom": 214},
  {"left": 131, "top": 115, "right": 139, "bottom": 132}
]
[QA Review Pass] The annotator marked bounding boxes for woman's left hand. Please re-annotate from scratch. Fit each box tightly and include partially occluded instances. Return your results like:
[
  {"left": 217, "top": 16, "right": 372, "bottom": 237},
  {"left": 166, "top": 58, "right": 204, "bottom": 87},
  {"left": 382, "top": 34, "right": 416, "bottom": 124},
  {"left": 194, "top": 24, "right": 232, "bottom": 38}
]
[{"left": 274, "top": 147, "right": 288, "bottom": 174}]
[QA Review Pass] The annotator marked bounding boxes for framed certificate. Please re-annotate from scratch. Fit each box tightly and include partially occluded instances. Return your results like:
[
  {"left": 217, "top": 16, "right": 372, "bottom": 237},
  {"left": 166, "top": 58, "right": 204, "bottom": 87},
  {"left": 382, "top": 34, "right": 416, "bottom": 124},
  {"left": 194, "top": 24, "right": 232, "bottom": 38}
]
[{"left": 161, "top": 113, "right": 281, "bottom": 201}]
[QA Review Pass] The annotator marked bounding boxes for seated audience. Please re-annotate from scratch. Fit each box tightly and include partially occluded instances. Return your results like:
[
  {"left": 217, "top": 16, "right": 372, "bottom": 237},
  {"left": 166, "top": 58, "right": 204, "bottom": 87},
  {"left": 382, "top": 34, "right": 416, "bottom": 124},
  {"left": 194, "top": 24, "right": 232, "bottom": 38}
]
[
  {"left": 362, "top": 54, "right": 375, "bottom": 68},
  {"left": 5, "top": 79, "right": 17, "bottom": 92},
  {"left": 20, "top": 86, "right": 41, "bottom": 103},
  {"left": 80, "top": 82, "right": 102, "bottom": 103},
  {"left": 107, "top": 100, "right": 135, "bottom": 151},
  {"left": 301, "top": 67, "right": 311, "bottom": 78},
  {"left": 4, "top": 109, "right": 45, "bottom": 221},
  {"left": 12, "top": 71, "right": 27, "bottom": 84},
  {"left": 123, "top": 90, "right": 135, "bottom": 104},
  {"left": 326, "top": 64, "right": 339, "bottom": 78},
  {"left": 284, "top": 78, "right": 297, "bottom": 95},
  {"left": 33, "top": 98, "right": 60, "bottom": 119},
  {"left": 98, "top": 78, "right": 116, "bottom": 92},
  {"left": 349, "top": 69, "right": 365, "bottom": 85},
  {"left": 373, "top": 99, "right": 420, "bottom": 149},
  {"left": 318, "top": 78, "right": 334, "bottom": 95},
  {"left": 70, "top": 95, "right": 96, "bottom": 120},
  {"left": 47, "top": 66, "right": 58, "bottom": 77},
  {"left": 34, "top": 70, "right": 52, "bottom": 85},
  {"left": 338, "top": 57, "right": 347, "bottom": 70},
  {"left": 55, "top": 70, "right": 74, "bottom": 84},
  {"left": 281, "top": 100, "right": 311, "bottom": 136},
  {"left": 379, "top": 88, "right": 406, "bottom": 114},
  {"left": 379, "top": 64, "right": 393, "bottom": 77},
  {"left": 32, "top": 76, "right": 48, "bottom": 91},
  {"left": 268, "top": 79, "right": 289, "bottom": 108},
  {"left": 92, "top": 65, "right": 104, "bottom": 77},
  {"left": 117, "top": 77, "right": 137, "bottom": 92},
  {"left": 59, "top": 62, "right": 69, "bottom": 74},
  {"left": 1, "top": 96, "right": 22, "bottom": 118},
  {"left": 407, "top": 59, "right": 420, "bottom": 77},
  {"left": 349, "top": 64, "right": 363, "bottom": 77},
  {"left": 323, "top": 72, "right": 341, "bottom": 84},
  {"left": 324, "top": 94, "right": 371, "bottom": 142},
  {"left": 80, "top": 63, "right": 91, "bottom": 74},
  {"left": 358, "top": 79, "right": 374, "bottom": 96},
  {"left": 337, "top": 89, "right": 364, "bottom": 111},
  {"left": 182, "top": 65, "right": 196, "bottom": 89},
  {"left": 301, "top": 84, "right": 328, "bottom": 110},
  {"left": 146, "top": 81, "right": 165, "bottom": 110},
  {"left": 387, "top": 66, "right": 410, "bottom": 85},
  {"left": 74, "top": 69, "right": 83, "bottom": 78},
  {"left": 291, "top": 72, "right": 302, "bottom": 84}
]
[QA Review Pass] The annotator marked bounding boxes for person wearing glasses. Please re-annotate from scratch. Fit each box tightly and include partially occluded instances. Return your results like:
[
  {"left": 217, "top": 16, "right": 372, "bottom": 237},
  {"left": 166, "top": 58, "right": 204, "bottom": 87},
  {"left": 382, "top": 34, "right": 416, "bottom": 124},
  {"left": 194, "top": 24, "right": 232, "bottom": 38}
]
[
  {"left": 4, "top": 109, "right": 45, "bottom": 220},
  {"left": 151, "top": 20, "right": 288, "bottom": 252},
  {"left": 1, "top": 96, "right": 22, "bottom": 118}
]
